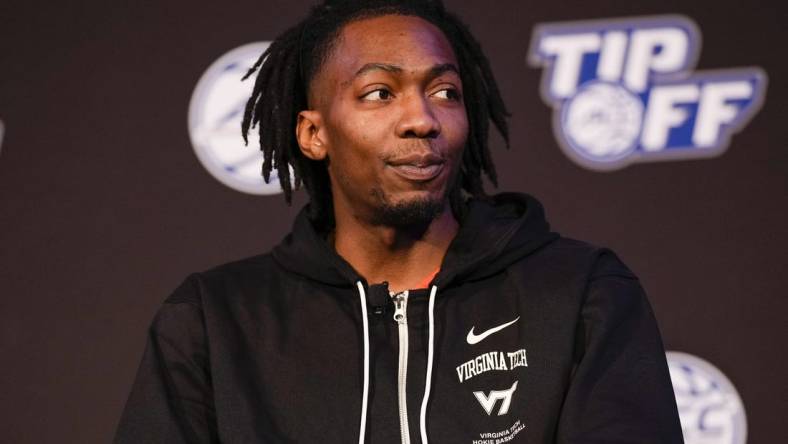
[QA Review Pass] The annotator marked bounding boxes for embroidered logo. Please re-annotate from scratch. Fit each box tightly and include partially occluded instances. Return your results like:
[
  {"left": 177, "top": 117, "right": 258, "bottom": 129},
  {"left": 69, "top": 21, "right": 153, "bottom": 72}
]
[
  {"left": 456, "top": 349, "right": 528, "bottom": 383},
  {"left": 466, "top": 317, "right": 520, "bottom": 345},
  {"left": 473, "top": 381, "right": 519, "bottom": 416}
]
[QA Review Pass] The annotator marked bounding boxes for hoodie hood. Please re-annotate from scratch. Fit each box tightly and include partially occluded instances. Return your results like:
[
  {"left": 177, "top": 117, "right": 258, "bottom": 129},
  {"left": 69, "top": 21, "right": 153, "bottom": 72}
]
[{"left": 272, "top": 192, "right": 559, "bottom": 289}]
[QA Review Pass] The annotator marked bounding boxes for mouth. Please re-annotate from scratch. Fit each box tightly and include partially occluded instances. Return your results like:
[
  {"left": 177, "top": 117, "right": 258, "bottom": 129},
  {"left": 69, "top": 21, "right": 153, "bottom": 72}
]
[
  {"left": 386, "top": 152, "right": 445, "bottom": 182},
  {"left": 389, "top": 163, "right": 445, "bottom": 181}
]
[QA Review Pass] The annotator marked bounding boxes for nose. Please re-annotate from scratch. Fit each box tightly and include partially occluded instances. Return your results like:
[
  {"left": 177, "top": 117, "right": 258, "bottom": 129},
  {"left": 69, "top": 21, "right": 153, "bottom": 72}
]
[{"left": 395, "top": 93, "right": 441, "bottom": 139}]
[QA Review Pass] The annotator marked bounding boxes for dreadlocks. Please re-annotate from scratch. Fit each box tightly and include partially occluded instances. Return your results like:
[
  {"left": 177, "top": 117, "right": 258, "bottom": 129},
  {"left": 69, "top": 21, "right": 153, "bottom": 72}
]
[{"left": 241, "top": 0, "right": 509, "bottom": 226}]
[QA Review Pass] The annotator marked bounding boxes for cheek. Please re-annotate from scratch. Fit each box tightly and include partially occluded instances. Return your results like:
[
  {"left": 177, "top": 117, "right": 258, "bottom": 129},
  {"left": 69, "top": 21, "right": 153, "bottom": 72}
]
[
  {"left": 328, "top": 113, "right": 387, "bottom": 166},
  {"left": 324, "top": 119, "right": 385, "bottom": 190},
  {"left": 330, "top": 125, "right": 377, "bottom": 167},
  {"left": 440, "top": 108, "right": 470, "bottom": 159}
]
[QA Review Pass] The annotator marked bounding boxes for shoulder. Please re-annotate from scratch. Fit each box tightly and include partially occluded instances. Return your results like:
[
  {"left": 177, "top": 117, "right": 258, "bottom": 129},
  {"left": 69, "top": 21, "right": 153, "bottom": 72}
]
[
  {"left": 545, "top": 239, "right": 650, "bottom": 319},
  {"left": 200, "top": 253, "right": 277, "bottom": 282},
  {"left": 528, "top": 238, "right": 655, "bottom": 333},
  {"left": 529, "top": 236, "right": 638, "bottom": 281},
  {"left": 163, "top": 253, "right": 282, "bottom": 307},
  {"left": 514, "top": 236, "right": 643, "bottom": 309}
]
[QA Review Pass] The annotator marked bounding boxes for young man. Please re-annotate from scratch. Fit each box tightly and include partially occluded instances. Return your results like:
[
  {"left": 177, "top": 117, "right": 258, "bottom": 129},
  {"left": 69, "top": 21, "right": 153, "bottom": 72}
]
[{"left": 115, "top": 1, "right": 683, "bottom": 443}]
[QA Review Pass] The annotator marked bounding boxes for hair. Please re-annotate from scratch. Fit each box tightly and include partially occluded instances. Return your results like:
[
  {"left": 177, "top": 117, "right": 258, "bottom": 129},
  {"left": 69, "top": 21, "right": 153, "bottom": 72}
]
[{"left": 241, "top": 0, "right": 509, "bottom": 227}]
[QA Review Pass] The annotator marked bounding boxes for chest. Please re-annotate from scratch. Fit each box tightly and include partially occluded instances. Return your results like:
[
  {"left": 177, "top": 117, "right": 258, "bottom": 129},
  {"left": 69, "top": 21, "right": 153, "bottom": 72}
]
[{"left": 206, "top": 275, "right": 583, "bottom": 443}]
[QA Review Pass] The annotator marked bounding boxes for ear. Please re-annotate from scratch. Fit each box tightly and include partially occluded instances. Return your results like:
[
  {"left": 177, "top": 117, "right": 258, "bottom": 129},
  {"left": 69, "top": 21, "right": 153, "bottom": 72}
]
[{"left": 296, "top": 110, "right": 328, "bottom": 161}]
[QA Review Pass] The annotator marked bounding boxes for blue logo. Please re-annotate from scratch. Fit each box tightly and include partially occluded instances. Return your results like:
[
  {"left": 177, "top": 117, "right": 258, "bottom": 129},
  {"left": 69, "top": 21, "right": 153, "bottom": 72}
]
[
  {"left": 667, "top": 351, "right": 747, "bottom": 444},
  {"left": 188, "top": 42, "right": 288, "bottom": 195},
  {"left": 528, "top": 15, "right": 767, "bottom": 171}
]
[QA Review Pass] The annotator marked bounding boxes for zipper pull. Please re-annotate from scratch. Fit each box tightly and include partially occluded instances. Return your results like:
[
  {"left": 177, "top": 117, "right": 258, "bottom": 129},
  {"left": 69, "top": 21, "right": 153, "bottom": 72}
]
[{"left": 392, "top": 292, "right": 407, "bottom": 324}]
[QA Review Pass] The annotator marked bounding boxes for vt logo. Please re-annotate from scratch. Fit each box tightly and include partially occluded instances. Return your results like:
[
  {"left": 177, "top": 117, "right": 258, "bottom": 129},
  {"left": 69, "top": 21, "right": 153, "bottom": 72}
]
[{"left": 473, "top": 381, "right": 519, "bottom": 416}]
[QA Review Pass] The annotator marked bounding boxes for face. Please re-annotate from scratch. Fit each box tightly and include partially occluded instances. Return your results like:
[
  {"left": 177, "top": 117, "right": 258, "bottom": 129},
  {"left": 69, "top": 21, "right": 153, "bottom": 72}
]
[{"left": 297, "top": 14, "right": 469, "bottom": 226}]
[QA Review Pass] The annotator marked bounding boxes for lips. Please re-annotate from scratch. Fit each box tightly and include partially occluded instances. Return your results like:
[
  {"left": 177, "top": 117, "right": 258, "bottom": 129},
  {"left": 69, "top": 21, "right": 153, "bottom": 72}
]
[{"left": 386, "top": 152, "right": 445, "bottom": 182}]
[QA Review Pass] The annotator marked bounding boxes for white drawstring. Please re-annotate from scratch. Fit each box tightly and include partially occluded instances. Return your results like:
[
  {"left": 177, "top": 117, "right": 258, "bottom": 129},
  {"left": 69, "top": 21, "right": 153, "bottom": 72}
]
[
  {"left": 419, "top": 284, "right": 438, "bottom": 444},
  {"left": 356, "top": 281, "right": 370, "bottom": 444}
]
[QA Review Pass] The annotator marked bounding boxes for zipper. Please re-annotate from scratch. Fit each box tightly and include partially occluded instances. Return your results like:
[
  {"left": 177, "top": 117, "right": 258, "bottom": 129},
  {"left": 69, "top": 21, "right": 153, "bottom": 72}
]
[{"left": 392, "top": 290, "right": 411, "bottom": 444}]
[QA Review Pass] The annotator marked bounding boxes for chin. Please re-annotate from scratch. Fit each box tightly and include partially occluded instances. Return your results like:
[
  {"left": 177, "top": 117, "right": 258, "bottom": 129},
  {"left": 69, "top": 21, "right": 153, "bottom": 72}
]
[{"left": 370, "top": 193, "right": 446, "bottom": 227}]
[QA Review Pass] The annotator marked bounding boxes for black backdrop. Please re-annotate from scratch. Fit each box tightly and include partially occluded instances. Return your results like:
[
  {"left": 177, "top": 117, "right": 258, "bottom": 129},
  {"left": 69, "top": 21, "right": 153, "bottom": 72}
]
[{"left": 0, "top": 0, "right": 786, "bottom": 442}]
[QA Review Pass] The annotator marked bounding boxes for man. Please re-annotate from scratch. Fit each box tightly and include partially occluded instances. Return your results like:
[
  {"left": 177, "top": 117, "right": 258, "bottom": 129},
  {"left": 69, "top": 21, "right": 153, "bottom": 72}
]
[{"left": 115, "top": 1, "right": 683, "bottom": 442}]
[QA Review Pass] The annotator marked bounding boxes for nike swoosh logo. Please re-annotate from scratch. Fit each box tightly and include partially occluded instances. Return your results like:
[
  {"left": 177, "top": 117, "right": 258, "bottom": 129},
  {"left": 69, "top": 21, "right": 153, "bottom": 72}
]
[{"left": 466, "top": 317, "right": 520, "bottom": 345}]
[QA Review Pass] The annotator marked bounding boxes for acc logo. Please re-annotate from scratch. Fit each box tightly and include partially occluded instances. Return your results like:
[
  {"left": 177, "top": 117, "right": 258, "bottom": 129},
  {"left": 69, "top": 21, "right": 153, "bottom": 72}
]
[
  {"left": 667, "top": 351, "right": 747, "bottom": 444},
  {"left": 528, "top": 16, "right": 767, "bottom": 171},
  {"left": 188, "top": 42, "right": 285, "bottom": 195}
]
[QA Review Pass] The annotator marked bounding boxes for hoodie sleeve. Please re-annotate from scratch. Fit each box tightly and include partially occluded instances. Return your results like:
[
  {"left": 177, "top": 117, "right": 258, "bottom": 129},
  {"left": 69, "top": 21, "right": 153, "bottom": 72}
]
[
  {"left": 555, "top": 251, "right": 683, "bottom": 444},
  {"left": 114, "top": 275, "right": 219, "bottom": 444}
]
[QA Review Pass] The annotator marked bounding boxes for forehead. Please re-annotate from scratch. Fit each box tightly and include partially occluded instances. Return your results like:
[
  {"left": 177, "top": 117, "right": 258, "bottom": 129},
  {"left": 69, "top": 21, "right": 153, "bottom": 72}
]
[
  {"left": 335, "top": 14, "right": 456, "bottom": 66},
  {"left": 311, "top": 14, "right": 458, "bottom": 99}
]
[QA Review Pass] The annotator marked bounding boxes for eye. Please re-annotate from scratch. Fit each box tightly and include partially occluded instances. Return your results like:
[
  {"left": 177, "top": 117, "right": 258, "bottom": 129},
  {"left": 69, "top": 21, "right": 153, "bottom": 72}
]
[
  {"left": 361, "top": 88, "right": 393, "bottom": 101},
  {"left": 432, "top": 88, "right": 461, "bottom": 101}
]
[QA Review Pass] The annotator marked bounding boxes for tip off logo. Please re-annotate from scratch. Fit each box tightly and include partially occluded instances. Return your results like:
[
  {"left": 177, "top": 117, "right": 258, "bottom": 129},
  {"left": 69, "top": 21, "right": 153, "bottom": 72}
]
[
  {"left": 667, "top": 351, "right": 747, "bottom": 444},
  {"left": 188, "top": 42, "right": 287, "bottom": 195},
  {"left": 528, "top": 15, "right": 767, "bottom": 171}
]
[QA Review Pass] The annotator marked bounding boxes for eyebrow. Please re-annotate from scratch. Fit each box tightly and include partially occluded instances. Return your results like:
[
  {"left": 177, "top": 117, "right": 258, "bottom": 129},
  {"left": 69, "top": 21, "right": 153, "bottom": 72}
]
[{"left": 349, "top": 62, "right": 460, "bottom": 83}]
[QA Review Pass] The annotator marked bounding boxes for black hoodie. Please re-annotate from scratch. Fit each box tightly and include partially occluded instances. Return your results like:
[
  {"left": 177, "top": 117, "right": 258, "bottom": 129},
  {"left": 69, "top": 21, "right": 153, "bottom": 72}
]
[{"left": 114, "top": 193, "right": 683, "bottom": 443}]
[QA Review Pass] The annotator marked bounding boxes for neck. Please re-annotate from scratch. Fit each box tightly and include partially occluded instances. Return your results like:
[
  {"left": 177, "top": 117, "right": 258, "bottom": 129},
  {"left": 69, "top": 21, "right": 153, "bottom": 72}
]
[{"left": 333, "top": 202, "right": 459, "bottom": 293}]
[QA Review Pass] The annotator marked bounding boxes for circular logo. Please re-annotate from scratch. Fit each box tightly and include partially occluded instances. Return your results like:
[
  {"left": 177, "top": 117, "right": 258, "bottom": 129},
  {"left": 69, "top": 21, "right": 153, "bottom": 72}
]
[
  {"left": 188, "top": 42, "right": 285, "bottom": 195},
  {"left": 560, "top": 81, "right": 643, "bottom": 162},
  {"left": 667, "top": 351, "right": 747, "bottom": 444}
]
